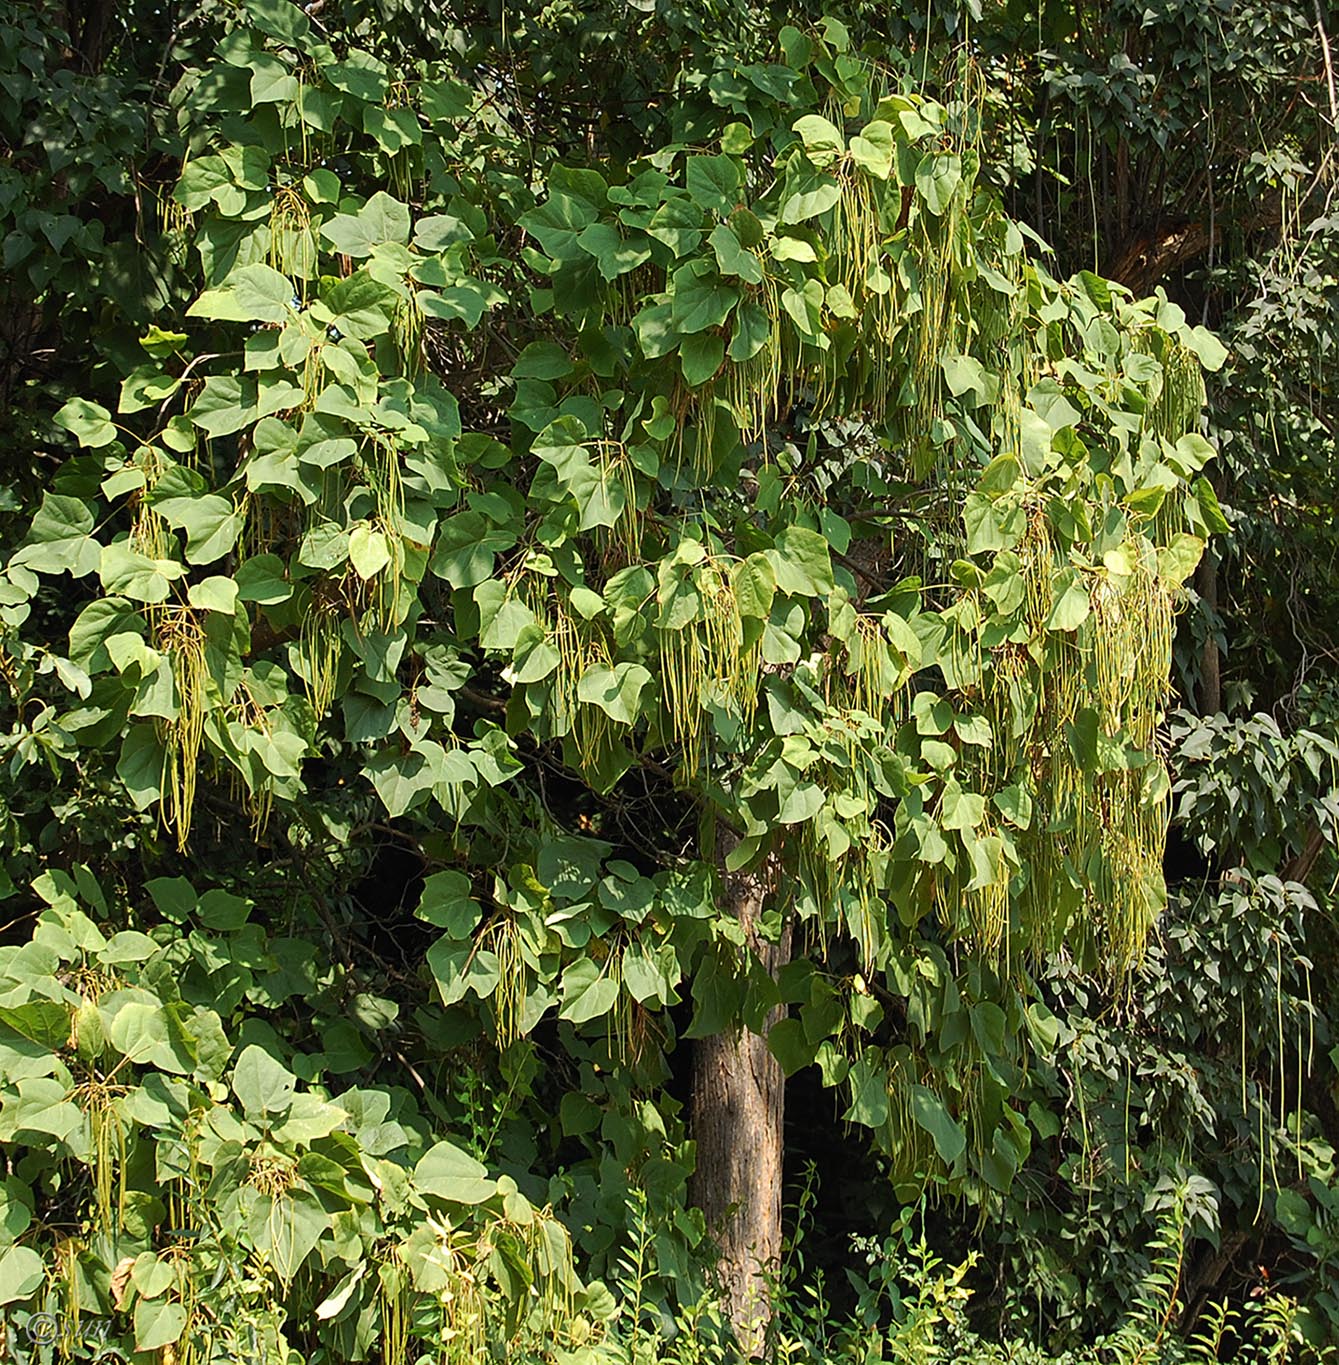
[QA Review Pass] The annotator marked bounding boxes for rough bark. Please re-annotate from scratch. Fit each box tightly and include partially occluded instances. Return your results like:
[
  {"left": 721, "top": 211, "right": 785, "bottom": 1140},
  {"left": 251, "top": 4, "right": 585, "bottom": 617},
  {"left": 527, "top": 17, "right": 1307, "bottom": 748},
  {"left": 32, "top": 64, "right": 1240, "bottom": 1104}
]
[
  {"left": 1104, "top": 199, "right": 1284, "bottom": 296},
  {"left": 64, "top": 0, "right": 116, "bottom": 72},
  {"left": 1283, "top": 820, "right": 1327, "bottom": 885},
  {"left": 1105, "top": 219, "right": 1214, "bottom": 296},
  {"left": 688, "top": 833, "right": 791, "bottom": 1354},
  {"left": 1182, "top": 1228, "right": 1251, "bottom": 1331}
]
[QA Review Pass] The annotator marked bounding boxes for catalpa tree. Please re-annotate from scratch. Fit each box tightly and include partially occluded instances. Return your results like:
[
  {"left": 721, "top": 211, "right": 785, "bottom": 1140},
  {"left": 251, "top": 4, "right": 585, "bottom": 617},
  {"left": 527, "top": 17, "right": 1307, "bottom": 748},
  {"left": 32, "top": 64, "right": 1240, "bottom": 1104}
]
[{"left": 0, "top": 1, "right": 1226, "bottom": 1356}]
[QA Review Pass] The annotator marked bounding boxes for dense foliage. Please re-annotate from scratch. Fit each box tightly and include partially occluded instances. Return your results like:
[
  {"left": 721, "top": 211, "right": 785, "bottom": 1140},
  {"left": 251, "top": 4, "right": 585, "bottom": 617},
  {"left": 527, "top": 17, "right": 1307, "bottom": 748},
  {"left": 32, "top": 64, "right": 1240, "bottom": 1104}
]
[{"left": 0, "top": 1, "right": 1336, "bottom": 1363}]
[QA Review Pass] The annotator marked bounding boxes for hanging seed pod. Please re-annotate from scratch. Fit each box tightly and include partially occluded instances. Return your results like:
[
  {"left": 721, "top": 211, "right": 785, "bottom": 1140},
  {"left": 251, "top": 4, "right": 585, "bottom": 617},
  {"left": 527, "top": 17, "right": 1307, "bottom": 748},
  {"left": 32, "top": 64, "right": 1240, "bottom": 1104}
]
[
  {"left": 157, "top": 607, "right": 209, "bottom": 849},
  {"left": 268, "top": 183, "right": 314, "bottom": 297},
  {"left": 299, "top": 588, "right": 344, "bottom": 718}
]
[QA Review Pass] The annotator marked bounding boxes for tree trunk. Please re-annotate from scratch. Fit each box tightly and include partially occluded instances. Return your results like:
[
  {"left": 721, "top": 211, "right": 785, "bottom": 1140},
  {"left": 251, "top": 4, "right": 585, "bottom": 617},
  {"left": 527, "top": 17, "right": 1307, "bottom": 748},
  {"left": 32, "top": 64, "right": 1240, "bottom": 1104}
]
[
  {"left": 688, "top": 833, "right": 790, "bottom": 1354},
  {"left": 65, "top": 0, "right": 117, "bottom": 71},
  {"left": 1283, "top": 820, "right": 1327, "bottom": 885}
]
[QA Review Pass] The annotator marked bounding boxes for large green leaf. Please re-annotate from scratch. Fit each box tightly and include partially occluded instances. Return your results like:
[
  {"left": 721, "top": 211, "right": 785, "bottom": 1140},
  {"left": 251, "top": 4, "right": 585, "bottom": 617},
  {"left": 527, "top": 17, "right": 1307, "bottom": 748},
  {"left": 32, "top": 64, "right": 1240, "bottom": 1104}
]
[
  {"left": 577, "top": 663, "right": 653, "bottom": 724},
  {"left": 320, "top": 191, "right": 412, "bottom": 257},
  {"left": 14, "top": 494, "right": 98, "bottom": 576},
  {"left": 915, "top": 152, "right": 962, "bottom": 215},
  {"left": 99, "top": 541, "right": 185, "bottom": 603},
  {"left": 0, "top": 1244, "right": 44, "bottom": 1305},
  {"left": 670, "top": 261, "right": 738, "bottom": 333},
  {"left": 910, "top": 1084, "right": 966, "bottom": 1163},
  {"left": 232, "top": 1044, "right": 296, "bottom": 1118},
  {"left": 559, "top": 957, "right": 620, "bottom": 1024},
  {"left": 771, "top": 525, "right": 834, "bottom": 597},
  {"left": 414, "top": 1141, "right": 498, "bottom": 1204},
  {"left": 155, "top": 494, "right": 243, "bottom": 565},
  {"left": 53, "top": 397, "right": 116, "bottom": 448}
]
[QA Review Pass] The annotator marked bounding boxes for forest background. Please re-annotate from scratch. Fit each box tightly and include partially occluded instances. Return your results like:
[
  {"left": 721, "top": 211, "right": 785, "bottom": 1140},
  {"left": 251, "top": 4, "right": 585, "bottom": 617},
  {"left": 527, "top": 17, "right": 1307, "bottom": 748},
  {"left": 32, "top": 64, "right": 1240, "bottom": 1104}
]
[{"left": 1, "top": 0, "right": 1338, "bottom": 1362}]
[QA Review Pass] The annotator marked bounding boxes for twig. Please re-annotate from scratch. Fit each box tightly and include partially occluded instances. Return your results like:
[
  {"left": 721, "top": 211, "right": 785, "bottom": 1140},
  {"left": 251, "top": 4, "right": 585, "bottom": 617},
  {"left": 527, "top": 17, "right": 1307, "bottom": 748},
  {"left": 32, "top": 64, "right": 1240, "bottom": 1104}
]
[
  {"left": 1316, "top": 0, "right": 1338, "bottom": 126},
  {"left": 459, "top": 685, "right": 507, "bottom": 713}
]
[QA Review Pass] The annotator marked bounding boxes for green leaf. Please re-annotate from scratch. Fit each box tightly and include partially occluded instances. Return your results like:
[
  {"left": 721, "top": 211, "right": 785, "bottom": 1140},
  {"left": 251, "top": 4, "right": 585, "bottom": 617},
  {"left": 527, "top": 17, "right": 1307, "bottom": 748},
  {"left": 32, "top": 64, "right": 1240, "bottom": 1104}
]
[
  {"left": 104, "top": 998, "right": 192, "bottom": 1073},
  {"left": 130, "top": 1252, "right": 176, "bottom": 1302},
  {"left": 708, "top": 224, "right": 763, "bottom": 283},
  {"left": 511, "top": 626, "right": 561, "bottom": 685},
  {"left": 843, "top": 1052, "right": 890, "bottom": 1127},
  {"left": 414, "top": 1141, "right": 497, "bottom": 1204},
  {"left": 679, "top": 332, "right": 724, "bottom": 386},
  {"left": 1028, "top": 378, "right": 1082, "bottom": 431},
  {"left": 781, "top": 279, "right": 825, "bottom": 337},
  {"left": 326, "top": 50, "right": 388, "bottom": 102},
  {"left": 154, "top": 494, "right": 242, "bottom": 565},
  {"left": 421, "top": 77, "right": 474, "bottom": 120},
  {"left": 993, "top": 782, "right": 1033, "bottom": 830},
  {"left": 185, "top": 576, "right": 238, "bottom": 615},
  {"left": 119, "top": 364, "right": 179, "bottom": 414},
  {"left": 232, "top": 1044, "right": 296, "bottom": 1118},
  {"left": 940, "top": 782, "right": 985, "bottom": 831},
  {"left": 414, "top": 214, "right": 472, "bottom": 251},
  {"left": 520, "top": 193, "right": 599, "bottom": 259},
  {"left": 364, "top": 105, "right": 422, "bottom": 153},
  {"left": 767, "top": 1017, "right": 819, "bottom": 1076},
  {"left": 670, "top": 261, "right": 738, "bottom": 333},
  {"left": 1193, "top": 477, "right": 1230, "bottom": 533},
  {"left": 912, "top": 691, "right": 952, "bottom": 735},
  {"left": 197, "top": 888, "right": 251, "bottom": 930},
  {"left": 189, "top": 375, "right": 256, "bottom": 438},
  {"left": 848, "top": 119, "right": 894, "bottom": 178},
  {"left": 322, "top": 271, "right": 398, "bottom": 339},
  {"left": 100, "top": 931, "right": 160, "bottom": 965},
  {"left": 235, "top": 554, "right": 291, "bottom": 604},
  {"left": 978, "top": 453, "right": 1021, "bottom": 497},
  {"left": 729, "top": 301, "right": 771, "bottom": 362},
  {"left": 1047, "top": 568, "right": 1091, "bottom": 632},
  {"left": 1184, "top": 324, "right": 1228, "bottom": 372},
  {"left": 53, "top": 397, "right": 116, "bottom": 448},
  {"left": 348, "top": 525, "right": 391, "bottom": 579},
  {"left": 780, "top": 170, "right": 841, "bottom": 223},
  {"left": 941, "top": 354, "right": 999, "bottom": 406},
  {"left": 560, "top": 957, "right": 620, "bottom": 1024},
  {"left": 315, "top": 1263, "right": 368, "bottom": 1320},
  {"left": 243, "top": 0, "right": 312, "bottom": 45},
  {"left": 576, "top": 222, "right": 651, "bottom": 280},
  {"left": 320, "top": 192, "right": 412, "bottom": 257},
  {"left": 685, "top": 154, "right": 742, "bottom": 215},
  {"left": 915, "top": 152, "right": 962, "bottom": 215},
  {"left": 577, "top": 663, "right": 652, "bottom": 724},
  {"left": 416, "top": 871, "right": 482, "bottom": 937},
  {"left": 14, "top": 494, "right": 98, "bottom": 577},
  {"left": 963, "top": 493, "right": 1004, "bottom": 554},
  {"left": 1157, "top": 532, "right": 1205, "bottom": 585},
  {"left": 249, "top": 1188, "right": 327, "bottom": 1281},
  {"left": 911, "top": 1084, "right": 966, "bottom": 1162},
  {"left": 476, "top": 580, "right": 537, "bottom": 651},
  {"left": 99, "top": 541, "right": 185, "bottom": 603},
  {"left": 777, "top": 780, "right": 824, "bottom": 824},
  {"left": 733, "top": 552, "right": 777, "bottom": 618},
  {"left": 772, "top": 525, "right": 834, "bottom": 597},
  {"left": 792, "top": 113, "right": 844, "bottom": 159},
  {"left": 0, "top": 1244, "right": 43, "bottom": 1305},
  {"left": 419, "top": 284, "right": 491, "bottom": 329},
  {"left": 189, "top": 262, "right": 295, "bottom": 324},
  {"left": 114, "top": 724, "right": 163, "bottom": 809},
  {"left": 1, "top": 1078, "right": 82, "bottom": 1141}
]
